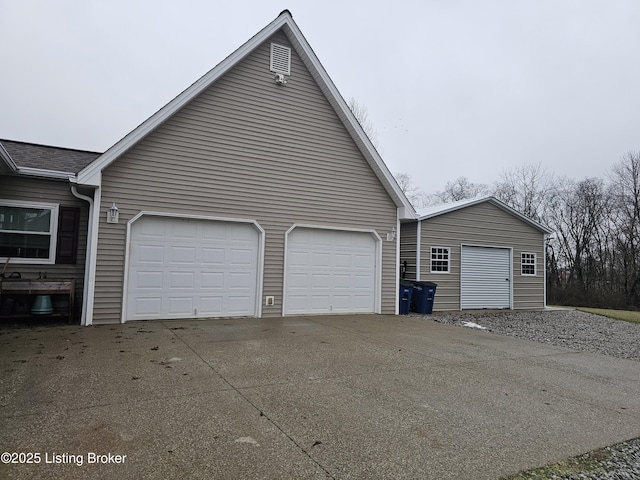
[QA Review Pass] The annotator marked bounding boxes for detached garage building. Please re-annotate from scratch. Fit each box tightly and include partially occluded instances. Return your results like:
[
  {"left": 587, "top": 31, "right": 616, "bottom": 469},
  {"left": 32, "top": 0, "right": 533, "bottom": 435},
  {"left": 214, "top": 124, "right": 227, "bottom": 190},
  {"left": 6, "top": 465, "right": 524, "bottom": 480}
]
[{"left": 400, "top": 197, "right": 552, "bottom": 311}]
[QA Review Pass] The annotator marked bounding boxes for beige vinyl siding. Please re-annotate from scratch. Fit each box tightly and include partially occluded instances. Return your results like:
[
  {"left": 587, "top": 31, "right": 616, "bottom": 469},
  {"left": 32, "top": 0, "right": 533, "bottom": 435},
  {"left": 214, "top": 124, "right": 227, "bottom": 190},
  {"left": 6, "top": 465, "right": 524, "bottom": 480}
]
[
  {"left": 419, "top": 202, "right": 546, "bottom": 310},
  {"left": 93, "top": 31, "right": 398, "bottom": 323},
  {"left": 400, "top": 222, "right": 417, "bottom": 281},
  {"left": 0, "top": 176, "right": 89, "bottom": 320}
]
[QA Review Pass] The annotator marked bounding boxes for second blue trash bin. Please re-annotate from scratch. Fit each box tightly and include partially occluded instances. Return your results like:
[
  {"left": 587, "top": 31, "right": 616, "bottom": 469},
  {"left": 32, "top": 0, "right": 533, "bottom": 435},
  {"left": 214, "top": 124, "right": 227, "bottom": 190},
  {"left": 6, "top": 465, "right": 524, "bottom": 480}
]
[{"left": 411, "top": 281, "right": 437, "bottom": 314}]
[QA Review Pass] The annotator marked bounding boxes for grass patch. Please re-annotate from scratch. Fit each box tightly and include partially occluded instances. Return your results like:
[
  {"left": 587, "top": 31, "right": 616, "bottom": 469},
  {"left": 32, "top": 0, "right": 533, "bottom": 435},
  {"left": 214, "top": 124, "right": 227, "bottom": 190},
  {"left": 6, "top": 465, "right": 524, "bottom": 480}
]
[
  {"left": 503, "top": 448, "right": 609, "bottom": 479},
  {"left": 576, "top": 307, "right": 640, "bottom": 324}
]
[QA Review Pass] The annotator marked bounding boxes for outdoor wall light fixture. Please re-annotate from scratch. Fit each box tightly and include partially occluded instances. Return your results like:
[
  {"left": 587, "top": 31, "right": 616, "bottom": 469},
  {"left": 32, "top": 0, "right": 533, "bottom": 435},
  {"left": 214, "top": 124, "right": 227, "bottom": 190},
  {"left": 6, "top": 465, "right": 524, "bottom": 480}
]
[
  {"left": 107, "top": 202, "right": 119, "bottom": 224},
  {"left": 387, "top": 226, "right": 396, "bottom": 241}
]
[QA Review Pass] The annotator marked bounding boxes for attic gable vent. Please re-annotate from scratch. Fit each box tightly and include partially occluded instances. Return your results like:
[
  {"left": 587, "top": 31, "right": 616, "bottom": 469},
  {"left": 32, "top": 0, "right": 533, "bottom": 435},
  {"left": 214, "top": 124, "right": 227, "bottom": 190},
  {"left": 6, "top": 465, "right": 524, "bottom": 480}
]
[{"left": 270, "top": 43, "right": 291, "bottom": 76}]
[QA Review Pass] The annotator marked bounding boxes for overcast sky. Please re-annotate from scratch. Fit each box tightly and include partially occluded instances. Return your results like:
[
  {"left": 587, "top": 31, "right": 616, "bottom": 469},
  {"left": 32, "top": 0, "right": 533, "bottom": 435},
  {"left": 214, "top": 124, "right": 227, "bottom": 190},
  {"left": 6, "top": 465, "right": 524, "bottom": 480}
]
[{"left": 1, "top": 1, "right": 638, "bottom": 194}]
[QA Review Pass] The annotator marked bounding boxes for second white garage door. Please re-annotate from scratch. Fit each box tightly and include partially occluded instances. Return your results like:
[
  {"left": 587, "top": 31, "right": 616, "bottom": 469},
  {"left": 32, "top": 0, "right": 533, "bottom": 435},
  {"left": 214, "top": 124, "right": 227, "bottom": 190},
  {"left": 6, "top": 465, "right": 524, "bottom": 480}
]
[
  {"left": 284, "top": 227, "right": 378, "bottom": 315},
  {"left": 126, "top": 216, "right": 261, "bottom": 321},
  {"left": 460, "top": 245, "right": 511, "bottom": 309}
]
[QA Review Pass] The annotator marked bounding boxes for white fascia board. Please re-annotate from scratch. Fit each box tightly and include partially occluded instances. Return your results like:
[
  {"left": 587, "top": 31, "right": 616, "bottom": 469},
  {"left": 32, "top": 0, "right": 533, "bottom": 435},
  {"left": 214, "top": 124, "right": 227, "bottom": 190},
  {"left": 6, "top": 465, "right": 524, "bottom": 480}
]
[
  {"left": 74, "top": 10, "right": 417, "bottom": 221},
  {"left": 419, "top": 196, "right": 552, "bottom": 234},
  {"left": 76, "top": 14, "right": 292, "bottom": 187},
  {"left": 281, "top": 22, "right": 417, "bottom": 220},
  {"left": 16, "top": 167, "right": 74, "bottom": 180},
  {"left": 0, "top": 143, "right": 18, "bottom": 173}
]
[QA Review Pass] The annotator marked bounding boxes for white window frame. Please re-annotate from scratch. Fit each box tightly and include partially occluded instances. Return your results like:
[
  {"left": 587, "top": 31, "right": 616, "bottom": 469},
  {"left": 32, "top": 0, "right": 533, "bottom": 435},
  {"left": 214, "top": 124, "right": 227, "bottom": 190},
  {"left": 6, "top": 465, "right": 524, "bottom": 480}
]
[
  {"left": 0, "top": 200, "right": 59, "bottom": 264},
  {"left": 430, "top": 246, "right": 451, "bottom": 274},
  {"left": 521, "top": 252, "right": 536, "bottom": 276}
]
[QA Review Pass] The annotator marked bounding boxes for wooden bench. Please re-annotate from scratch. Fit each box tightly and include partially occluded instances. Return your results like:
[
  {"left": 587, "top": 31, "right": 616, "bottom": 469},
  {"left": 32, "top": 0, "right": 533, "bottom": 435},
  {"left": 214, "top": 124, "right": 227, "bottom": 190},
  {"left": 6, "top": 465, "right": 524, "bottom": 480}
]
[{"left": 0, "top": 278, "right": 75, "bottom": 322}]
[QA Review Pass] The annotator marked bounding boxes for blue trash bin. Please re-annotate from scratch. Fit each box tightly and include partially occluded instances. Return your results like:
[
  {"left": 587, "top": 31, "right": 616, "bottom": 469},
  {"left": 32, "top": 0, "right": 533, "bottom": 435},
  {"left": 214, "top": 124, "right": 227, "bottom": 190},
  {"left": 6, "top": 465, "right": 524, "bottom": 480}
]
[
  {"left": 399, "top": 283, "right": 413, "bottom": 315},
  {"left": 410, "top": 283, "right": 423, "bottom": 313},
  {"left": 412, "top": 281, "right": 437, "bottom": 314}
]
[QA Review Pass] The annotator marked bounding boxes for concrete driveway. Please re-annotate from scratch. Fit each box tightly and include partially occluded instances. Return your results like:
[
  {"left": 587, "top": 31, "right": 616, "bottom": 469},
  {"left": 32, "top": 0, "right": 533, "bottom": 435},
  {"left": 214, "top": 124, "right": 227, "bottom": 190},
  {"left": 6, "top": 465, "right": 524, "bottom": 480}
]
[{"left": 1, "top": 314, "right": 639, "bottom": 479}]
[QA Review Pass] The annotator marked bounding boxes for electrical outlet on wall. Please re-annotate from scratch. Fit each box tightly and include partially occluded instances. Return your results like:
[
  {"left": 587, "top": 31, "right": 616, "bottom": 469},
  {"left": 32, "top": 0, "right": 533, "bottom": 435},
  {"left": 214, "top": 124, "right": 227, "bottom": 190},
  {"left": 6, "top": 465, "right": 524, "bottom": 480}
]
[{"left": 265, "top": 296, "right": 275, "bottom": 306}]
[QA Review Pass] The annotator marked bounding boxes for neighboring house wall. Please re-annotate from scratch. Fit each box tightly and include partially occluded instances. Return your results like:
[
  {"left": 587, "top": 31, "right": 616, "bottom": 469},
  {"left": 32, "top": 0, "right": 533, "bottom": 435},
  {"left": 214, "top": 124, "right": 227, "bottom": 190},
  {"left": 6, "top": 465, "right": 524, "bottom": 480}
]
[
  {"left": 0, "top": 176, "right": 89, "bottom": 319},
  {"left": 92, "top": 31, "right": 399, "bottom": 324},
  {"left": 418, "top": 202, "right": 546, "bottom": 310},
  {"left": 400, "top": 222, "right": 417, "bottom": 281}
]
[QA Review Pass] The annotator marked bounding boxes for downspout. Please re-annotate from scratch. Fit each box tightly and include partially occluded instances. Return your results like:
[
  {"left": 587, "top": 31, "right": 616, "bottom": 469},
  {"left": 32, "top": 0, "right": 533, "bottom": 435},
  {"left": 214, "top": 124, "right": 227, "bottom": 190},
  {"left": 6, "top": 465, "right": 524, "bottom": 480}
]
[
  {"left": 70, "top": 181, "right": 100, "bottom": 326},
  {"left": 415, "top": 220, "right": 421, "bottom": 281},
  {"left": 543, "top": 233, "right": 548, "bottom": 308},
  {"left": 395, "top": 210, "right": 401, "bottom": 315}
]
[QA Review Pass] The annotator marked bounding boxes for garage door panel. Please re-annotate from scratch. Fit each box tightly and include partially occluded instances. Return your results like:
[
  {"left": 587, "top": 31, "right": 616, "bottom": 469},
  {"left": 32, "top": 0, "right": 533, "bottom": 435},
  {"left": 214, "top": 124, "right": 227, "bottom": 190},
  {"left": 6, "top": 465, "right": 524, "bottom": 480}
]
[
  {"left": 168, "top": 296, "right": 193, "bottom": 315},
  {"left": 171, "top": 246, "right": 197, "bottom": 265},
  {"left": 133, "top": 297, "right": 163, "bottom": 316},
  {"left": 172, "top": 222, "right": 197, "bottom": 238},
  {"left": 131, "top": 271, "right": 164, "bottom": 290},
  {"left": 310, "top": 295, "right": 330, "bottom": 309},
  {"left": 199, "top": 296, "right": 223, "bottom": 314},
  {"left": 127, "top": 216, "right": 259, "bottom": 321},
  {"left": 310, "top": 273, "right": 330, "bottom": 288},
  {"left": 201, "top": 247, "right": 225, "bottom": 265},
  {"left": 201, "top": 224, "right": 225, "bottom": 241},
  {"left": 229, "top": 271, "right": 253, "bottom": 288},
  {"left": 353, "top": 274, "right": 374, "bottom": 288},
  {"left": 138, "top": 245, "right": 164, "bottom": 264},
  {"left": 169, "top": 272, "right": 195, "bottom": 289},
  {"left": 201, "top": 272, "right": 224, "bottom": 289},
  {"left": 333, "top": 274, "right": 350, "bottom": 288},
  {"left": 284, "top": 228, "right": 377, "bottom": 315},
  {"left": 311, "top": 252, "right": 331, "bottom": 267},
  {"left": 226, "top": 295, "right": 254, "bottom": 313},
  {"left": 230, "top": 248, "right": 255, "bottom": 266}
]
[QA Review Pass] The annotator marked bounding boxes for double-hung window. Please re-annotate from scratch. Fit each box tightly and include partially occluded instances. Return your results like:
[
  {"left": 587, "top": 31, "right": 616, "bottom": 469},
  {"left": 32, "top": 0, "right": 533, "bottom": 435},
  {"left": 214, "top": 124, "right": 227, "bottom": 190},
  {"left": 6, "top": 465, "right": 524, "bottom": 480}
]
[
  {"left": 0, "top": 201, "right": 59, "bottom": 264},
  {"left": 430, "top": 246, "right": 450, "bottom": 273},
  {"left": 521, "top": 252, "right": 536, "bottom": 276}
]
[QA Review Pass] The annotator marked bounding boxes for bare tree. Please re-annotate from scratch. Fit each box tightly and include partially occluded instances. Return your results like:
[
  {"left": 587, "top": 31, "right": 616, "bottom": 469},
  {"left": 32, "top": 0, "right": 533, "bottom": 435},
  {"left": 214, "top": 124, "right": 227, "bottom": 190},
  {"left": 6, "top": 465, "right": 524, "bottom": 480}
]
[
  {"left": 394, "top": 172, "right": 428, "bottom": 209},
  {"left": 348, "top": 97, "right": 379, "bottom": 151},
  {"left": 609, "top": 151, "right": 640, "bottom": 305},
  {"left": 493, "top": 162, "right": 554, "bottom": 223},
  {"left": 347, "top": 98, "right": 429, "bottom": 210},
  {"left": 546, "top": 177, "right": 610, "bottom": 304},
  {"left": 429, "top": 176, "right": 489, "bottom": 204}
]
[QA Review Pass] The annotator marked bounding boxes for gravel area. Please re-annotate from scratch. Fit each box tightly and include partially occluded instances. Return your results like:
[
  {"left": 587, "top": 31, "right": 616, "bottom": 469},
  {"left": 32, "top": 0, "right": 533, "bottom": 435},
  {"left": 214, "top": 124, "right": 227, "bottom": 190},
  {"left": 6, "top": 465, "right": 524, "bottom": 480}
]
[
  {"left": 424, "top": 308, "right": 640, "bottom": 362},
  {"left": 414, "top": 308, "right": 640, "bottom": 479}
]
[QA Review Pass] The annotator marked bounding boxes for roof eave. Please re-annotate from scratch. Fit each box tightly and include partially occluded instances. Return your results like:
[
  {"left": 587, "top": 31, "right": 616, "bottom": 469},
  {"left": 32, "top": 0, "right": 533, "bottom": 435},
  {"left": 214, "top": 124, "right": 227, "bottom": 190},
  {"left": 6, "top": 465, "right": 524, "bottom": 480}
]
[
  {"left": 281, "top": 22, "right": 417, "bottom": 219},
  {"left": 0, "top": 142, "right": 18, "bottom": 174},
  {"left": 76, "top": 13, "right": 292, "bottom": 186},
  {"left": 15, "top": 167, "right": 75, "bottom": 180},
  {"left": 418, "top": 196, "right": 552, "bottom": 234},
  {"left": 73, "top": 12, "right": 418, "bottom": 220}
]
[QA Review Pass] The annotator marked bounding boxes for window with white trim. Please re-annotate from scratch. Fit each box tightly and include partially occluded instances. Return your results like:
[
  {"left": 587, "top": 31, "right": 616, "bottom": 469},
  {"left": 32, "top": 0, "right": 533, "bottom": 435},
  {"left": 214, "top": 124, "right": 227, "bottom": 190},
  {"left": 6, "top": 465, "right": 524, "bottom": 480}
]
[
  {"left": 521, "top": 252, "right": 536, "bottom": 276},
  {"left": 430, "top": 246, "right": 450, "bottom": 273},
  {"left": 0, "top": 201, "right": 58, "bottom": 264}
]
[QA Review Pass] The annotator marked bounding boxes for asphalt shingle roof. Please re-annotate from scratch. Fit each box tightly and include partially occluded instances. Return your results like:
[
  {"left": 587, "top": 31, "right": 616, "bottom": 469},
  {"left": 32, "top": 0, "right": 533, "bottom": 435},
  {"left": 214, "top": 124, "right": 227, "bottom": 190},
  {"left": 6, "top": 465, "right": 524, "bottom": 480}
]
[{"left": 0, "top": 139, "right": 101, "bottom": 174}]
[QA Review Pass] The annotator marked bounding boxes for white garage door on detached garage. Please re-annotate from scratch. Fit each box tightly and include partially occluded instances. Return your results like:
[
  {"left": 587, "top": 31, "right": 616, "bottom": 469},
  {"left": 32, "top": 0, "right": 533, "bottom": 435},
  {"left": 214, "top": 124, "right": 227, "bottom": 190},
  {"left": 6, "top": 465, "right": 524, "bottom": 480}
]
[
  {"left": 460, "top": 245, "right": 512, "bottom": 309},
  {"left": 284, "top": 227, "right": 380, "bottom": 315},
  {"left": 125, "top": 215, "right": 261, "bottom": 321}
]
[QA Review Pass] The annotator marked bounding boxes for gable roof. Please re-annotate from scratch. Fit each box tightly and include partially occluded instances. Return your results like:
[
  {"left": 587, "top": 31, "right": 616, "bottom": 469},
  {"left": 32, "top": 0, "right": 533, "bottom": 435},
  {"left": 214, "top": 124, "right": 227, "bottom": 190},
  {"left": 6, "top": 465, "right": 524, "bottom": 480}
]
[
  {"left": 416, "top": 196, "right": 553, "bottom": 234},
  {"left": 74, "top": 10, "right": 416, "bottom": 219},
  {"left": 0, "top": 139, "right": 101, "bottom": 179}
]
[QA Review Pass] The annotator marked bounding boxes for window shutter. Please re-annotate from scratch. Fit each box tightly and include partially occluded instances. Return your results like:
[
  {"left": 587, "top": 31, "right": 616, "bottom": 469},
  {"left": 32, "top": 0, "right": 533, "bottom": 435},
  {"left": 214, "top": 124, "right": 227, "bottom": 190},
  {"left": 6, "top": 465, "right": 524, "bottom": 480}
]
[{"left": 56, "top": 206, "right": 80, "bottom": 264}]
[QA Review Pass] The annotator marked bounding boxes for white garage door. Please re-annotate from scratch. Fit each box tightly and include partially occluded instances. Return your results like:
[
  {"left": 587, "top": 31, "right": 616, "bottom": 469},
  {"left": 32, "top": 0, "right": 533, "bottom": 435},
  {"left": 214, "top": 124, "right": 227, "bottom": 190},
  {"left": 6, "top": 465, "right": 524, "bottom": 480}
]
[
  {"left": 126, "top": 216, "right": 260, "bottom": 321},
  {"left": 461, "top": 245, "right": 511, "bottom": 309},
  {"left": 284, "top": 228, "right": 378, "bottom": 315}
]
